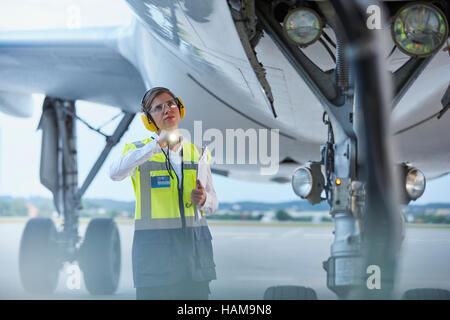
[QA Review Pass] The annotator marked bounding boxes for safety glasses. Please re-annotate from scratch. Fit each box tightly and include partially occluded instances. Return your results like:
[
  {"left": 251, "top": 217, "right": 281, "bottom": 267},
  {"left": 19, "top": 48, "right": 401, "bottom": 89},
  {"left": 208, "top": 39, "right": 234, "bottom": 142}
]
[{"left": 149, "top": 98, "right": 178, "bottom": 115}]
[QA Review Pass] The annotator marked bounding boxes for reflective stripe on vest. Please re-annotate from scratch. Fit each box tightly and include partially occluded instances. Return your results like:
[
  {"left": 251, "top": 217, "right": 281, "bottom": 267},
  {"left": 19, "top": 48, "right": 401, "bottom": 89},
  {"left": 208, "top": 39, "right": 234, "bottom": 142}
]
[{"left": 123, "top": 138, "right": 211, "bottom": 230}]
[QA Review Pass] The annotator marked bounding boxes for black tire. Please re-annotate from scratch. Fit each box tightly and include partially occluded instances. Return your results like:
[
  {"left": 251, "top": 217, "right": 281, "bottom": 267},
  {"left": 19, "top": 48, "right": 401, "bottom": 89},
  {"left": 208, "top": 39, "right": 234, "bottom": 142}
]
[
  {"left": 79, "top": 218, "right": 121, "bottom": 295},
  {"left": 19, "top": 218, "right": 60, "bottom": 294},
  {"left": 263, "top": 285, "right": 318, "bottom": 300},
  {"left": 402, "top": 288, "right": 450, "bottom": 300}
]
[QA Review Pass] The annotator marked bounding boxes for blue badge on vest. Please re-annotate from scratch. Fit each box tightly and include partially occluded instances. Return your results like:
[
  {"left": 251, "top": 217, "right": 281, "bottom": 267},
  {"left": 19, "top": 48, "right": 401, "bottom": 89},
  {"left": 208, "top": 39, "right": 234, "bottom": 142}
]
[{"left": 151, "top": 175, "right": 171, "bottom": 188}]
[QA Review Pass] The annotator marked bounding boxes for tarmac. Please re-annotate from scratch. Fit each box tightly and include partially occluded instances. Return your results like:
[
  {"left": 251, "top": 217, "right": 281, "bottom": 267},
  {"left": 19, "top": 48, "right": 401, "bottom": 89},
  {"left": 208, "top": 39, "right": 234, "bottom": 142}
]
[{"left": 0, "top": 218, "right": 449, "bottom": 300}]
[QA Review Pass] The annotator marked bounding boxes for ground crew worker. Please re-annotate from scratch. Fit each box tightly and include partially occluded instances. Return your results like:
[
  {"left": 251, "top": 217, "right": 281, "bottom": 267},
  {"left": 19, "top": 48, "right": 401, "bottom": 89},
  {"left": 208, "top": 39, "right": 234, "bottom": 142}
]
[{"left": 109, "top": 87, "right": 218, "bottom": 299}]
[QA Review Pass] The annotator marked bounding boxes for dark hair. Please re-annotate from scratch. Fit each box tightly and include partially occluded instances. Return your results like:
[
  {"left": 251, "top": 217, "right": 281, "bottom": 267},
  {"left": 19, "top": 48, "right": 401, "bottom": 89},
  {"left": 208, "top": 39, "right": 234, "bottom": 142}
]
[{"left": 141, "top": 87, "right": 176, "bottom": 113}]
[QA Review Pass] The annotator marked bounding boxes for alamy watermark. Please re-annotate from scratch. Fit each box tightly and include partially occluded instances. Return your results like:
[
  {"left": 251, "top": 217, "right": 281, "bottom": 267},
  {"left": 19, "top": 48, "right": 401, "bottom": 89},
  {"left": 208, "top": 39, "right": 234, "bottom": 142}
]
[
  {"left": 177, "top": 121, "right": 280, "bottom": 176},
  {"left": 66, "top": 4, "right": 81, "bottom": 29},
  {"left": 366, "top": 5, "right": 382, "bottom": 30},
  {"left": 366, "top": 265, "right": 381, "bottom": 290},
  {"left": 66, "top": 263, "right": 81, "bottom": 290}
]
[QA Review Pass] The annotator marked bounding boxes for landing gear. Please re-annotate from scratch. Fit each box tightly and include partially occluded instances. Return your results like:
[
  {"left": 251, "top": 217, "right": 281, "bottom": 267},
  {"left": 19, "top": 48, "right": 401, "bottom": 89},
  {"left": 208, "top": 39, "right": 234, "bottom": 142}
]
[
  {"left": 19, "top": 218, "right": 60, "bottom": 294},
  {"left": 79, "top": 218, "right": 121, "bottom": 295},
  {"left": 257, "top": 0, "right": 405, "bottom": 299},
  {"left": 263, "top": 286, "right": 317, "bottom": 300},
  {"left": 18, "top": 97, "right": 134, "bottom": 295}
]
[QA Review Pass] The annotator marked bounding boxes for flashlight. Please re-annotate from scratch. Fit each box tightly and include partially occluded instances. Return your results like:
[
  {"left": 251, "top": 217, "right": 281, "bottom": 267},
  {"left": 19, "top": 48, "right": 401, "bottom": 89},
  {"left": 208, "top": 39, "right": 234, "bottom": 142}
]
[{"left": 167, "top": 131, "right": 180, "bottom": 146}]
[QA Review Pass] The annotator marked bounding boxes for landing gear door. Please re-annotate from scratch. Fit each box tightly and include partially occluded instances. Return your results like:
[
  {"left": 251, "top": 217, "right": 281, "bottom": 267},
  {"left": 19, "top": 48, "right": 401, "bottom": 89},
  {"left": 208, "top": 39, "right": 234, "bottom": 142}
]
[{"left": 37, "top": 102, "right": 60, "bottom": 212}]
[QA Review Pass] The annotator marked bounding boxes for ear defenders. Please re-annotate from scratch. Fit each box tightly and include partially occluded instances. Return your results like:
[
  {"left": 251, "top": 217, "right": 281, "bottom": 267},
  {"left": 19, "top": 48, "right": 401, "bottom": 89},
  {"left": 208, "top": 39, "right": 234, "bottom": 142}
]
[{"left": 141, "top": 97, "right": 185, "bottom": 132}]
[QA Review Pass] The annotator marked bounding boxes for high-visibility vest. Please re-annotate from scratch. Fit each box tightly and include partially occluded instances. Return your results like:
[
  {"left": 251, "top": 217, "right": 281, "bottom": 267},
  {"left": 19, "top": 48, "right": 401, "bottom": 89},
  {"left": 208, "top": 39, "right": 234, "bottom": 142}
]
[
  {"left": 122, "top": 137, "right": 212, "bottom": 231},
  {"left": 123, "top": 137, "right": 216, "bottom": 287}
]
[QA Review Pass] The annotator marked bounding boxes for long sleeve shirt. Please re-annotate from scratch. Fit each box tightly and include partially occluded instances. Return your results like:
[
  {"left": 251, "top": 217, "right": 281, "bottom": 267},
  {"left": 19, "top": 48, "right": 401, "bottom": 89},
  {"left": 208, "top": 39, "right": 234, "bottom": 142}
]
[{"left": 109, "top": 133, "right": 218, "bottom": 214}]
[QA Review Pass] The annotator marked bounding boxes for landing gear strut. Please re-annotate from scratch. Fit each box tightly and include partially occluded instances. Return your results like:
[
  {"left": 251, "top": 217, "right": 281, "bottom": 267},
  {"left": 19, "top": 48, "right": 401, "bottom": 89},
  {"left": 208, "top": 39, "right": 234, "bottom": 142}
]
[
  {"left": 257, "top": 0, "right": 403, "bottom": 299},
  {"left": 19, "top": 97, "right": 134, "bottom": 294}
]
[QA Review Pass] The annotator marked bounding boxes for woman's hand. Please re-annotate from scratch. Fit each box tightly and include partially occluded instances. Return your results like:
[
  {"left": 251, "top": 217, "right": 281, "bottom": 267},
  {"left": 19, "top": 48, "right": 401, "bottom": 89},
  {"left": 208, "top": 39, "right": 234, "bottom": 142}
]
[
  {"left": 191, "top": 179, "right": 206, "bottom": 206},
  {"left": 157, "top": 130, "right": 169, "bottom": 148},
  {"left": 157, "top": 130, "right": 180, "bottom": 149}
]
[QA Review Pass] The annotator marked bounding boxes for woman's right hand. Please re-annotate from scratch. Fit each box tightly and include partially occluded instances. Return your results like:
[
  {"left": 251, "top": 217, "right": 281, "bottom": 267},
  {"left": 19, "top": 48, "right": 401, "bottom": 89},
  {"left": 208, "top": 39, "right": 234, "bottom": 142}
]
[{"left": 157, "top": 130, "right": 169, "bottom": 148}]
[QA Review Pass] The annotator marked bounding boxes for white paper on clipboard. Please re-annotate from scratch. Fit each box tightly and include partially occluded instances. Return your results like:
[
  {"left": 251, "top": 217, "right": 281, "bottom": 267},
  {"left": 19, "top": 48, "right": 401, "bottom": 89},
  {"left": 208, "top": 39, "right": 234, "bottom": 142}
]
[{"left": 195, "top": 146, "right": 207, "bottom": 220}]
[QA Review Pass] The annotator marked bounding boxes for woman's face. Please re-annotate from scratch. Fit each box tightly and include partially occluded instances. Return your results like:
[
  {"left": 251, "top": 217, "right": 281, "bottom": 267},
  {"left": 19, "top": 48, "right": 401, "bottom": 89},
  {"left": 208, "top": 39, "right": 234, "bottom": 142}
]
[{"left": 148, "top": 92, "right": 181, "bottom": 132}]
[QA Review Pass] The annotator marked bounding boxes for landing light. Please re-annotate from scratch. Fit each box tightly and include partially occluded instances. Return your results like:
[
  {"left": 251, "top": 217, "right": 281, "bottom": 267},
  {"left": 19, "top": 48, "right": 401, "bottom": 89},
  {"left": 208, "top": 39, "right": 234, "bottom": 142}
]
[
  {"left": 392, "top": 2, "right": 449, "bottom": 57},
  {"left": 292, "top": 162, "right": 324, "bottom": 204},
  {"left": 405, "top": 167, "right": 426, "bottom": 201},
  {"left": 283, "top": 7, "right": 323, "bottom": 47},
  {"left": 399, "top": 163, "right": 426, "bottom": 204},
  {"left": 292, "top": 167, "right": 313, "bottom": 198}
]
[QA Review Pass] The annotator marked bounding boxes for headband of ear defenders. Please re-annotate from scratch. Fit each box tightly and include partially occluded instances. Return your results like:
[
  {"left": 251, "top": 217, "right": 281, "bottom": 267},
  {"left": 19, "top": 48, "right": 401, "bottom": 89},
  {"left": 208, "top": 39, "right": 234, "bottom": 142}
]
[{"left": 141, "top": 97, "right": 185, "bottom": 132}]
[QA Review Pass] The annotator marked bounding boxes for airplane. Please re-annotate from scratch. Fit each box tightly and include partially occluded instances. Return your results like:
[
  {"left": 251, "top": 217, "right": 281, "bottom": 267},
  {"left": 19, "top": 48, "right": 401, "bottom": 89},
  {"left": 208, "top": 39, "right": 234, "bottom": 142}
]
[{"left": 0, "top": 0, "right": 449, "bottom": 299}]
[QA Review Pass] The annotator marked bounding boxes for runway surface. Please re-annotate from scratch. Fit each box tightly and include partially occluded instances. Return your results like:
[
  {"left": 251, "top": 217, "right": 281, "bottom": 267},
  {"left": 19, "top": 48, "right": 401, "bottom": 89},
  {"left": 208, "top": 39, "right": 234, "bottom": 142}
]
[{"left": 0, "top": 218, "right": 449, "bottom": 300}]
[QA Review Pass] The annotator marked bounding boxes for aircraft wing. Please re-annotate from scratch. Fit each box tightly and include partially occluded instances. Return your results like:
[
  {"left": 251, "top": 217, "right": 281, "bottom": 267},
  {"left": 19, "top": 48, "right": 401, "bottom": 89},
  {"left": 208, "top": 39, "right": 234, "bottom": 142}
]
[
  {"left": 0, "top": 21, "right": 316, "bottom": 185},
  {"left": 0, "top": 25, "right": 146, "bottom": 113}
]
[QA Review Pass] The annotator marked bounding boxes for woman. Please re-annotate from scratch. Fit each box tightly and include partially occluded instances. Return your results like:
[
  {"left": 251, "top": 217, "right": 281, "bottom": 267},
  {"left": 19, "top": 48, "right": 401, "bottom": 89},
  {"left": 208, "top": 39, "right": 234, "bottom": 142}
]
[{"left": 109, "top": 87, "right": 218, "bottom": 299}]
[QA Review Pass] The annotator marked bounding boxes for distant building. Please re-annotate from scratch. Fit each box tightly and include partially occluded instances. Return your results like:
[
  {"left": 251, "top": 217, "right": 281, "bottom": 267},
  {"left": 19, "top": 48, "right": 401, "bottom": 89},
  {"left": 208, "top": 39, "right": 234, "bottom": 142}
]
[
  {"left": 261, "top": 211, "right": 275, "bottom": 223},
  {"left": 436, "top": 209, "right": 450, "bottom": 216}
]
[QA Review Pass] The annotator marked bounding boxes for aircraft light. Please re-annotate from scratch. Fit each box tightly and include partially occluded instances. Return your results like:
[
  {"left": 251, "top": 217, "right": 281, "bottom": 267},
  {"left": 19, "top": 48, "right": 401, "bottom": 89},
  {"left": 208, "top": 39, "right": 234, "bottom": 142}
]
[
  {"left": 283, "top": 7, "right": 323, "bottom": 47},
  {"left": 292, "top": 167, "right": 313, "bottom": 197},
  {"left": 398, "top": 163, "right": 426, "bottom": 204},
  {"left": 392, "top": 2, "right": 449, "bottom": 57},
  {"left": 405, "top": 167, "right": 426, "bottom": 201},
  {"left": 292, "top": 162, "right": 324, "bottom": 204}
]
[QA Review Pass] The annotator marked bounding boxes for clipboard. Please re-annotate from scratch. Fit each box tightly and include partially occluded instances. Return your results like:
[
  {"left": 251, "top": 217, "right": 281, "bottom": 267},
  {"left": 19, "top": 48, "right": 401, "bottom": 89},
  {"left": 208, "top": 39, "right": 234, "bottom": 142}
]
[{"left": 195, "top": 146, "right": 207, "bottom": 220}]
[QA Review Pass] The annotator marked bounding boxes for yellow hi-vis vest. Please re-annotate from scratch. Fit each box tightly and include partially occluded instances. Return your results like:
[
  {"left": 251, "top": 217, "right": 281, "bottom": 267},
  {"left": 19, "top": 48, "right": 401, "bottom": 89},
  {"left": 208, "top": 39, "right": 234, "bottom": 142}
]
[{"left": 122, "top": 137, "right": 212, "bottom": 231}]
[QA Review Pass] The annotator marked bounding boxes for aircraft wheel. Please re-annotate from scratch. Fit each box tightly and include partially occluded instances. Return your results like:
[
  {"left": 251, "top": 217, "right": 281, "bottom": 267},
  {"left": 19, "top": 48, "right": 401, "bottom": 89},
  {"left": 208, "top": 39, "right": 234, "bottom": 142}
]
[
  {"left": 80, "top": 218, "right": 121, "bottom": 295},
  {"left": 263, "top": 285, "right": 318, "bottom": 300},
  {"left": 402, "top": 288, "right": 450, "bottom": 300},
  {"left": 19, "top": 217, "right": 60, "bottom": 294}
]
